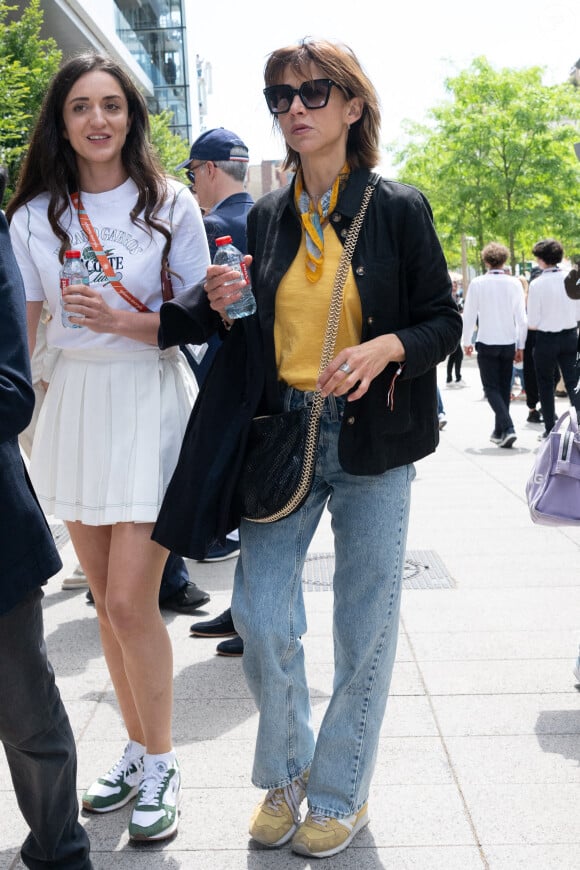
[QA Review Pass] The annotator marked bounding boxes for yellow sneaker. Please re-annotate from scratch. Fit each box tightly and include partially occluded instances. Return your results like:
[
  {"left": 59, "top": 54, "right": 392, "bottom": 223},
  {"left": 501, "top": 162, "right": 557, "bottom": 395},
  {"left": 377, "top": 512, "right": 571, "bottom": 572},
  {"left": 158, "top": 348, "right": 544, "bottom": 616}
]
[
  {"left": 249, "top": 770, "right": 309, "bottom": 847},
  {"left": 291, "top": 803, "right": 369, "bottom": 858}
]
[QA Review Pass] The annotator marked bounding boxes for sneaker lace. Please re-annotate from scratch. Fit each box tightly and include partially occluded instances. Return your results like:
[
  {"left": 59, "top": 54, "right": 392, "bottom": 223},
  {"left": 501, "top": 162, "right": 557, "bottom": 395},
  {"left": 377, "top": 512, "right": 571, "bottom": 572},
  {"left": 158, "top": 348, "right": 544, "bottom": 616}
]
[
  {"left": 138, "top": 765, "right": 167, "bottom": 806},
  {"left": 309, "top": 811, "right": 331, "bottom": 828},
  {"left": 106, "top": 747, "right": 140, "bottom": 783},
  {"left": 264, "top": 774, "right": 306, "bottom": 821}
]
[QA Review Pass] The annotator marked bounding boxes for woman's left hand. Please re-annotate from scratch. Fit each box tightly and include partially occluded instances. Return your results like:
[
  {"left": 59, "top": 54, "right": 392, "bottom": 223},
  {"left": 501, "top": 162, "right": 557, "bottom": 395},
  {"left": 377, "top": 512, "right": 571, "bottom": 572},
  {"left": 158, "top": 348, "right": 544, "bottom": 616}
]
[
  {"left": 62, "top": 283, "right": 118, "bottom": 333},
  {"left": 317, "top": 334, "right": 406, "bottom": 401}
]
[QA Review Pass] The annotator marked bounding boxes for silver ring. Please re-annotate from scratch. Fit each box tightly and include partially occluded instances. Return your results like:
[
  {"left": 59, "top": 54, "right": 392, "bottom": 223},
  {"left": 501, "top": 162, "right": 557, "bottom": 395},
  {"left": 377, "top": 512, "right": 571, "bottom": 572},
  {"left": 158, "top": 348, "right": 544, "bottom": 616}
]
[{"left": 339, "top": 362, "right": 352, "bottom": 374}]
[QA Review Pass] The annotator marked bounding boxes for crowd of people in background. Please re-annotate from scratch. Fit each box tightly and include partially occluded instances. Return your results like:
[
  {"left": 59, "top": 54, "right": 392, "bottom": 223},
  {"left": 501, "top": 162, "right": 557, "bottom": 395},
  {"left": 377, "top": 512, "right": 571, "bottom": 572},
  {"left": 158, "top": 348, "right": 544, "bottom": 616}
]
[{"left": 441, "top": 241, "right": 580, "bottom": 446}]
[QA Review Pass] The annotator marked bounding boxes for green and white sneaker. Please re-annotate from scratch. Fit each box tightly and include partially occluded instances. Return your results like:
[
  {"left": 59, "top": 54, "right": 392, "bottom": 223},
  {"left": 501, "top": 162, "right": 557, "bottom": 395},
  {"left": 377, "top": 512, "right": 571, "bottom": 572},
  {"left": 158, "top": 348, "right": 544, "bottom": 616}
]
[
  {"left": 128, "top": 755, "right": 181, "bottom": 841},
  {"left": 82, "top": 741, "right": 144, "bottom": 813}
]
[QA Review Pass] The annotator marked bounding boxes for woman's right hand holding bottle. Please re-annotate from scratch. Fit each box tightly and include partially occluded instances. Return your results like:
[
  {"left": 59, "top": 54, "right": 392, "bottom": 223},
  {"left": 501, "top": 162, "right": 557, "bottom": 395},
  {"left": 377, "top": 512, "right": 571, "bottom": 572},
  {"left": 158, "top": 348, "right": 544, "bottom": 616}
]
[{"left": 204, "top": 255, "right": 253, "bottom": 320}]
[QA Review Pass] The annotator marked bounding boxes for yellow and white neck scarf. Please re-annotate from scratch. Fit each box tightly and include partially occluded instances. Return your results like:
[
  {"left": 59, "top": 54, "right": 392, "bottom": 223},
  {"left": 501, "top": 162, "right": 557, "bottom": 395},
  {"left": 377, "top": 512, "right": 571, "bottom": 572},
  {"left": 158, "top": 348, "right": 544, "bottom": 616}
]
[{"left": 294, "top": 164, "right": 350, "bottom": 283}]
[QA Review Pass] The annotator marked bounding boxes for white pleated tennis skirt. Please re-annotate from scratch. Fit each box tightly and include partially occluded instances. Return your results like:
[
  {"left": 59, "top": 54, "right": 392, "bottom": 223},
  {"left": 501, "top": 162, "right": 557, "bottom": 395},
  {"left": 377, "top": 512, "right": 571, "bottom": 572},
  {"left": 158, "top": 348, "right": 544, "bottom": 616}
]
[{"left": 30, "top": 346, "right": 198, "bottom": 525}]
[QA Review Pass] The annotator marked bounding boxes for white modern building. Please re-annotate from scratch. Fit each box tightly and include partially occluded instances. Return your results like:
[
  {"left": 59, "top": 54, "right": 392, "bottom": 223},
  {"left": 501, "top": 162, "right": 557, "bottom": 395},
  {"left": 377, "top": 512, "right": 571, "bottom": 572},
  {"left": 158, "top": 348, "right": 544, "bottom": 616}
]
[{"left": 12, "top": 0, "right": 202, "bottom": 142}]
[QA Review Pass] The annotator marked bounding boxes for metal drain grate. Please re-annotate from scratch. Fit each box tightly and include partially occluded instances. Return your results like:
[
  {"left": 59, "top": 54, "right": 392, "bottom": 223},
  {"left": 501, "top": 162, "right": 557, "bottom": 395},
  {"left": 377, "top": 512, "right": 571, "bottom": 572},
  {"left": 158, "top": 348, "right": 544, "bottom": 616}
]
[
  {"left": 302, "top": 550, "right": 454, "bottom": 591},
  {"left": 49, "top": 521, "right": 70, "bottom": 552}
]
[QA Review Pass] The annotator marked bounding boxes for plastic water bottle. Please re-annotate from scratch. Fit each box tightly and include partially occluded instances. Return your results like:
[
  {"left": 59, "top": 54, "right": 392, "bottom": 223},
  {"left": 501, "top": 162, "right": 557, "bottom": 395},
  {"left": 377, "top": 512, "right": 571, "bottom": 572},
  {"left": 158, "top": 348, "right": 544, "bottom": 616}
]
[
  {"left": 213, "top": 235, "right": 256, "bottom": 319},
  {"left": 60, "top": 250, "right": 89, "bottom": 328}
]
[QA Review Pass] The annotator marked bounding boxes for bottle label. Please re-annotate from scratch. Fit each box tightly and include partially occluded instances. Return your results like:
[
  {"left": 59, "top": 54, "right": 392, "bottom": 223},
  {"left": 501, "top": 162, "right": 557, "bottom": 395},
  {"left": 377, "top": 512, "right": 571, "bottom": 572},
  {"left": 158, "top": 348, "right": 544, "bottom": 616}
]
[
  {"left": 60, "top": 275, "right": 89, "bottom": 293},
  {"left": 59, "top": 276, "right": 86, "bottom": 328},
  {"left": 223, "top": 261, "right": 249, "bottom": 288},
  {"left": 239, "top": 261, "right": 250, "bottom": 285}
]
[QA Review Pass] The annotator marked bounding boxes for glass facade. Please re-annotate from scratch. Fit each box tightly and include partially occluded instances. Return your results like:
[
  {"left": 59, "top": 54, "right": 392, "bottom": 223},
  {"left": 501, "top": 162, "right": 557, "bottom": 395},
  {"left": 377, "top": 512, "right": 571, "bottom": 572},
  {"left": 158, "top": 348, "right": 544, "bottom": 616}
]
[{"left": 114, "top": 0, "right": 190, "bottom": 140}]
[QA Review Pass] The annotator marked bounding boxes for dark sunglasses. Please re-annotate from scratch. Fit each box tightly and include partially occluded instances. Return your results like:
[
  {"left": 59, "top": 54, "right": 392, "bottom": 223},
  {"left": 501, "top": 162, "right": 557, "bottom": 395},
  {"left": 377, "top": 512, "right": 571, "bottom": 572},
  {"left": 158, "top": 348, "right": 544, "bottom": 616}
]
[
  {"left": 263, "top": 79, "right": 338, "bottom": 115},
  {"left": 185, "top": 161, "right": 207, "bottom": 184}
]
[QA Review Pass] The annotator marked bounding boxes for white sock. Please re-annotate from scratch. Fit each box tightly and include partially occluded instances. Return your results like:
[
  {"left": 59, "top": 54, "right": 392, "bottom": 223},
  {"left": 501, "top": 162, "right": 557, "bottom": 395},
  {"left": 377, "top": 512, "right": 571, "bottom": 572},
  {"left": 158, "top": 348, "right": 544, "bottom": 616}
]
[
  {"left": 127, "top": 739, "right": 146, "bottom": 758},
  {"left": 144, "top": 749, "right": 175, "bottom": 769}
]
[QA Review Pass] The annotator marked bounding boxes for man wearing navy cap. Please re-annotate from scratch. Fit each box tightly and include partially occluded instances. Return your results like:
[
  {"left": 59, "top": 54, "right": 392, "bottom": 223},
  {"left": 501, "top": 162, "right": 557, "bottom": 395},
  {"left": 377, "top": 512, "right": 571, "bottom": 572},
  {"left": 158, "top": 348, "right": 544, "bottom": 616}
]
[
  {"left": 176, "top": 127, "right": 253, "bottom": 261},
  {"left": 175, "top": 129, "right": 254, "bottom": 647}
]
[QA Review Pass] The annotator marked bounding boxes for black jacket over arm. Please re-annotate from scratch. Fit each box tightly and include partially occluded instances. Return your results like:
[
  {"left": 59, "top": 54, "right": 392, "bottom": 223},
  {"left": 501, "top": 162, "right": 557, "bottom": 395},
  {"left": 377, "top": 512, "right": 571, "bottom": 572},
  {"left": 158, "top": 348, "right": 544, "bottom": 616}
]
[
  {"left": 0, "top": 211, "right": 62, "bottom": 615},
  {"left": 153, "top": 169, "right": 461, "bottom": 557}
]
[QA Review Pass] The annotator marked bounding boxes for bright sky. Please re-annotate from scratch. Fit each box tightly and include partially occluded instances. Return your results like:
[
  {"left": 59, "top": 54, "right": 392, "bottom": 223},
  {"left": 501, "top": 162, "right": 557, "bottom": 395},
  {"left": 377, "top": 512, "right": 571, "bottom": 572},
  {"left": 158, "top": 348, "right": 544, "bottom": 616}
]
[{"left": 185, "top": 0, "right": 578, "bottom": 175}]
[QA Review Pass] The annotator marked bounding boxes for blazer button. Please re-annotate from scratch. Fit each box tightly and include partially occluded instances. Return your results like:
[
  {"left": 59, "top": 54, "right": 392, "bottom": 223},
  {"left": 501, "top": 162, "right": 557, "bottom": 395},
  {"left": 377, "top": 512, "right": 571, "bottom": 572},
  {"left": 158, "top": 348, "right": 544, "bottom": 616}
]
[
  {"left": 346, "top": 415, "right": 355, "bottom": 425},
  {"left": 355, "top": 266, "right": 365, "bottom": 276},
  {"left": 340, "top": 228, "right": 348, "bottom": 238},
  {"left": 332, "top": 213, "right": 341, "bottom": 223},
  {"left": 367, "top": 316, "right": 374, "bottom": 324}
]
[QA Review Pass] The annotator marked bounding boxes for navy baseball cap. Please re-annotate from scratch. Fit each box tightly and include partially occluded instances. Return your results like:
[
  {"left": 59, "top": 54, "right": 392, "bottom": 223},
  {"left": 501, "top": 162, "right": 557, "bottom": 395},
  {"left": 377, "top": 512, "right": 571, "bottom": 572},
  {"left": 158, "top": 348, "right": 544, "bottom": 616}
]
[{"left": 176, "top": 127, "right": 249, "bottom": 171}]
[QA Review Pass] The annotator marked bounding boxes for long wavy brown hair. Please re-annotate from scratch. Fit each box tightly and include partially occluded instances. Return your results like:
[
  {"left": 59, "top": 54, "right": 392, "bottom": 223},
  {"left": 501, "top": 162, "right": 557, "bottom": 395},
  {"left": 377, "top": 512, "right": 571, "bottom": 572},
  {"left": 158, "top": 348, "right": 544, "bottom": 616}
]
[
  {"left": 264, "top": 38, "right": 381, "bottom": 172},
  {"left": 6, "top": 52, "right": 172, "bottom": 264}
]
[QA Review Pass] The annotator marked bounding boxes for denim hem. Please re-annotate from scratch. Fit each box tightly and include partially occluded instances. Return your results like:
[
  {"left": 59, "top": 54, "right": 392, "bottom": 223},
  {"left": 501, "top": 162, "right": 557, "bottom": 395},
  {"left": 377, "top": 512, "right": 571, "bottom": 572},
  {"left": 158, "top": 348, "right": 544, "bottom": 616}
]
[{"left": 252, "top": 761, "right": 312, "bottom": 792}]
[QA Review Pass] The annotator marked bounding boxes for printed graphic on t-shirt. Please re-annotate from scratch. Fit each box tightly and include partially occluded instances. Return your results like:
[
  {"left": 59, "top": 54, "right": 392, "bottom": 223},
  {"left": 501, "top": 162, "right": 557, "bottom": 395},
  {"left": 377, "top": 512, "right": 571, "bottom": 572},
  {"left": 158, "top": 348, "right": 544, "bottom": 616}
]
[
  {"left": 82, "top": 246, "right": 122, "bottom": 284},
  {"left": 66, "top": 224, "right": 147, "bottom": 285}
]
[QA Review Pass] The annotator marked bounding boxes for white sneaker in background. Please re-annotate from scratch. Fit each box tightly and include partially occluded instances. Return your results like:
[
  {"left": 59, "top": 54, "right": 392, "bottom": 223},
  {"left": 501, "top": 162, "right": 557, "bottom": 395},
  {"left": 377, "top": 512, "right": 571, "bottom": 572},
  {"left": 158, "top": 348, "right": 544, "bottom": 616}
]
[{"left": 61, "top": 564, "right": 88, "bottom": 590}]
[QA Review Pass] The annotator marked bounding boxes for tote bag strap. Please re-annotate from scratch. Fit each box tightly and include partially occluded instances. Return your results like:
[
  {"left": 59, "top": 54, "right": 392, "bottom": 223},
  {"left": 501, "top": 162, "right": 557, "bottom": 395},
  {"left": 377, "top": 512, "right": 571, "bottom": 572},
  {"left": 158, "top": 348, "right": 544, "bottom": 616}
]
[{"left": 70, "top": 192, "right": 152, "bottom": 313}]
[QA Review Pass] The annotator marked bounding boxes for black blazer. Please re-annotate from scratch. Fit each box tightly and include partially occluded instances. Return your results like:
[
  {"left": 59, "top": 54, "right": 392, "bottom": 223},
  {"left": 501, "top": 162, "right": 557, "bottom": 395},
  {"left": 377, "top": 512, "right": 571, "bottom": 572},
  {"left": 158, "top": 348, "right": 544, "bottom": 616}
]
[
  {"left": 246, "top": 169, "right": 462, "bottom": 473},
  {"left": 0, "top": 210, "right": 62, "bottom": 615},
  {"left": 154, "top": 170, "right": 461, "bottom": 556}
]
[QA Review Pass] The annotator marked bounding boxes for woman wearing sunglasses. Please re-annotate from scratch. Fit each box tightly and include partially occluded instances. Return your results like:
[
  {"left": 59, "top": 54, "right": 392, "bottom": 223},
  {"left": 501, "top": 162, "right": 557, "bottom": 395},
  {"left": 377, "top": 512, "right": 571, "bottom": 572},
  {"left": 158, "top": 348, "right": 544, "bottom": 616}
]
[{"left": 157, "top": 37, "right": 461, "bottom": 858}]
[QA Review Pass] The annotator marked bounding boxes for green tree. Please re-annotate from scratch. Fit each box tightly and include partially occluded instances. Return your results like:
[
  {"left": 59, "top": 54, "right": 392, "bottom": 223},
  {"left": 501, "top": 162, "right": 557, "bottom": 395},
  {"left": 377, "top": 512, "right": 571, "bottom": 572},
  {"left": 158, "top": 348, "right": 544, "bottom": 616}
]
[
  {"left": 391, "top": 58, "right": 580, "bottom": 273},
  {"left": 0, "top": 0, "right": 61, "bottom": 202},
  {"left": 0, "top": 2, "right": 190, "bottom": 202},
  {"left": 149, "top": 110, "right": 190, "bottom": 178}
]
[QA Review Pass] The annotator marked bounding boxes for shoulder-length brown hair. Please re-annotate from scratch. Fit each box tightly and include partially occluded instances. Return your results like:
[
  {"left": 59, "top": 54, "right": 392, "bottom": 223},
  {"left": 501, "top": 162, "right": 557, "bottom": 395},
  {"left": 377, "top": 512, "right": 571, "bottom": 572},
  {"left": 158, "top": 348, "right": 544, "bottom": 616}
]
[
  {"left": 264, "top": 38, "right": 381, "bottom": 172},
  {"left": 6, "top": 52, "right": 172, "bottom": 263}
]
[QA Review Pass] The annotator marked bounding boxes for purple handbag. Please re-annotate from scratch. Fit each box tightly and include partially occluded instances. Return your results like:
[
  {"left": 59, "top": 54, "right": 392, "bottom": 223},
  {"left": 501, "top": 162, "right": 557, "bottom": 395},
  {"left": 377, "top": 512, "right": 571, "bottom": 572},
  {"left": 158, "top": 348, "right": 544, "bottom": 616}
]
[{"left": 526, "top": 408, "right": 580, "bottom": 525}]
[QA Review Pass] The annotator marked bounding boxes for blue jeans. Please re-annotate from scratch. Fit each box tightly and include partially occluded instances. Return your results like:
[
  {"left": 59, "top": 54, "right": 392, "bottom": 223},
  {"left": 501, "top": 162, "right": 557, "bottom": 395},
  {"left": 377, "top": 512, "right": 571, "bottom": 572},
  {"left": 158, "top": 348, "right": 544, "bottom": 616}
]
[
  {"left": 437, "top": 387, "right": 444, "bottom": 415},
  {"left": 475, "top": 342, "right": 515, "bottom": 436},
  {"left": 0, "top": 588, "right": 91, "bottom": 868},
  {"left": 232, "top": 388, "right": 415, "bottom": 819}
]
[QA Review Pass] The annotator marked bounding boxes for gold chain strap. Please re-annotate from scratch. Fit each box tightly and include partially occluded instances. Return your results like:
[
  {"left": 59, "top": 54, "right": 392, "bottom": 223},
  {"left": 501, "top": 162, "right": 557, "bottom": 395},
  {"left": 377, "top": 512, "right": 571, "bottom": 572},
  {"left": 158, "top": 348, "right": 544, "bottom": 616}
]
[
  {"left": 318, "top": 182, "right": 376, "bottom": 376},
  {"left": 249, "top": 181, "right": 376, "bottom": 523}
]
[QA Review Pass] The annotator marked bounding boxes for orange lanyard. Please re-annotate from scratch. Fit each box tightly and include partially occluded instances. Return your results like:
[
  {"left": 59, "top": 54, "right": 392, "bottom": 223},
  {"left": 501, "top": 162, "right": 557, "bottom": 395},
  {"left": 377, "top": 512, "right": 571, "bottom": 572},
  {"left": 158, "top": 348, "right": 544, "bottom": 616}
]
[{"left": 70, "top": 192, "right": 151, "bottom": 313}]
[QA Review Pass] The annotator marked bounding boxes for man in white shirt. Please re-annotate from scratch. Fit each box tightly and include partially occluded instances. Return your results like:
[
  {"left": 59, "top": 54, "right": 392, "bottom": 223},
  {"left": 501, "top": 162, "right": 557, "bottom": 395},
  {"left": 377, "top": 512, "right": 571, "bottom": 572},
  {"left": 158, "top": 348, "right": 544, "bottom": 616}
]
[
  {"left": 527, "top": 238, "right": 580, "bottom": 439},
  {"left": 462, "top": 242, "right": 527, "bottom": 448}
]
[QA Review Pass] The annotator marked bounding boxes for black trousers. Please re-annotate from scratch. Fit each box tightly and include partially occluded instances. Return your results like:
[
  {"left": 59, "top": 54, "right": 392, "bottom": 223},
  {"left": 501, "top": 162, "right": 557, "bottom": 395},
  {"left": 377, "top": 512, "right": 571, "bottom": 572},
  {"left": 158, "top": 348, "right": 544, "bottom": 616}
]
[
  {"left": 0, "top": 588, "right": 91, "bottom": 869},
  {"left": 475, "top": 342, "right": 515, "bottom": 436},
  {"left": 523, "top": 329, "right": 539, "bottom": 409},
  {"left": 533, "top": 328, "right": 580, "bottom": 431},
  {"left": 446, "top": 344, "right": 464, "bottom": 381}
]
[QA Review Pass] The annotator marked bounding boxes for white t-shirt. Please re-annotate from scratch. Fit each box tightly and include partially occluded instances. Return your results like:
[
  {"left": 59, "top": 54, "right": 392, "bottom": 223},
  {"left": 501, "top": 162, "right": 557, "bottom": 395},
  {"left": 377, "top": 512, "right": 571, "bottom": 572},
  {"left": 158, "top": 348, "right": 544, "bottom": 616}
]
[{"left": 9, "top": 177, "right": 210, "bottom": 352}]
